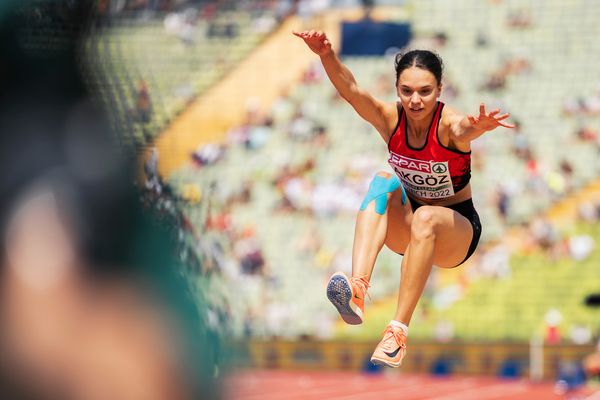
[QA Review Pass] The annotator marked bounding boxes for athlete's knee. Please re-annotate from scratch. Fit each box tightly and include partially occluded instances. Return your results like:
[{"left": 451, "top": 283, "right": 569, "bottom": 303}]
[
  {"left": 359, "top": 172, "right": 402, "bottom": 215},
  {"left": 411, "top": 207, "right": 437, "bottom": 241}
]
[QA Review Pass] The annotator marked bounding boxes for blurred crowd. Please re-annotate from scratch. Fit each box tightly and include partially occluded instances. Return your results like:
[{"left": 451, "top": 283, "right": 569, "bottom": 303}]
[{"left": 166, "top": 4, "right": 600, "bottom": 343}]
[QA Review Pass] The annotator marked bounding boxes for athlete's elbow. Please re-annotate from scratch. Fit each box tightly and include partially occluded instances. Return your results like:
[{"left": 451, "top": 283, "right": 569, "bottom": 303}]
[
  {"left": 452, "top": 130, "right": 468, "bottom": 141},
  {"left": 457, "top": 130, "right": 483, "bottom": 143}
]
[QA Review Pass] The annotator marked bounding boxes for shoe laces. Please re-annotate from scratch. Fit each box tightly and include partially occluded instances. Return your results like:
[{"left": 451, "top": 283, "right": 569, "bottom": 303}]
[
  {"left": 380, "top": 325, "right": 407, "bottom": 352},
  {"left": 350, "top": 275, "right": 371, "bottom": 301}
]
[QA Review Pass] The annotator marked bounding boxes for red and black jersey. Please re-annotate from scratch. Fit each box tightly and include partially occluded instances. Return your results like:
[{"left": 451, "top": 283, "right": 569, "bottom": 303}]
[{"left": 387, "top": 101, "right": 471, "bottom": 200}]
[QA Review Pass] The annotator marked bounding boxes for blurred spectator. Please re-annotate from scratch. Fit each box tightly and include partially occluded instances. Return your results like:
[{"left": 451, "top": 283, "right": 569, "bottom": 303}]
[
  {"left": 578, "top": 200, "right": 600, "bottom": 222},
  {"left": 134, "top": 79, "right": 152, "bottom": 124},
  {"left": 559, "top": 159, "right": 575, "bottom": 193},
  {"left": 247, "top": 117, "right": 274, "bottom": 150},
  {"left": 562, "top": 97, "right": 585, "bottom": 116},
  {"left": 583, "top": 338, "right": 600, "bottom": 378},
  {"left": 585, "top": 93, "right": 600, "bottom": 115},
  {"left": 232, "top": 180, "right": 254, "bottom": 205},
  {"left": 493, "top": 184, "right": 510, "bottom": 225},
  {"left": 282, "top": 174, "right": 313, "bottom": 212},
  {"left": 528, "top": 217, "right": 564, "bottom": 258},
  {"left": 252, "top": 12, "right": 277, "bottom": 34},
  {"left": 545, "top": 309, "right": 563, "bottom": 345},
  {"left": 562, "top": 82, "right": 600, "bottom": 117},
  {"left": 361, "top": 0, "right": 376, "bottom": 16},
  {"left": 233, "top": 226, "right": 266, "bottom": 275},
  {"left": 509, "top": 120, "right": 530, "bottom": 160},
  {"left": 302, "top": 60, "right": 325, "bottom": 84},
  {"left": 165, "top": 9, "right": 198, "bottom": 46},
  {"left": 205, "top": 203, "right": 233, "bottom": 234},
  {"left": 145, "top": 146, "right": 161, "bottom": 192},
  {"left": 192, "top": 143, "right": 226, "bottom": 167},
  {"left": 297, "top": 0, "right": 330, "bottom": 27},
  {"left": 574, "top": 126, "right": 598, "bottom": 143},
  {"left": 207, "top": 15, "right": 239, "bottom": 39},
  {"left": 312, "top": 125, "right": 330, "bottom": 148},
  {"left": 200, "top": 2, "right": 218, "bottom": 21},
  {"left": 433, "top": 32, "right": 448, "bottom": 47},
  {"left": 475, "top": 30, "right": 489, "bottom": 47},
  {"left": 507, "top": 8, "right": 533, "bottom": 28},
  {"left": 481, "top": 54, "right": 531, "bottom": 92},
  {"left": 275, "top": 0, "right": 295, "bottom": 21},
  {"left": 478, "top": 243, "right": 511, "bottom": 279},
  {"left": 481, "top": 70, "right": 507, "bottom": 92}
]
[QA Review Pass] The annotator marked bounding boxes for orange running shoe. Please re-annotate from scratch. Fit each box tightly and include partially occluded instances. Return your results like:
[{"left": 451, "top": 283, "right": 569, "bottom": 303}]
[
  {"left": 370, "top": 324, "right": 407, "bottom": 368},
  {"left": 326, "top": 272, "right": 370, "bottom": 325}
]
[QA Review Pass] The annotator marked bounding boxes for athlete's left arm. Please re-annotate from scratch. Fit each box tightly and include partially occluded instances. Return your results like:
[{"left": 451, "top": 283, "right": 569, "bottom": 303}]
[{"left": 444, "top": 103, "right": 515, "bottom": 144}]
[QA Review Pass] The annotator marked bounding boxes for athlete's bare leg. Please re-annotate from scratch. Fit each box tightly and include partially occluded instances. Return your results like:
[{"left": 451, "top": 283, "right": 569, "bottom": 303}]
[
  {"left": 352, "top": 172, "right": 412, "bottom": 280},
  {"left": 389, "top": 206, "right": 473, "bottom": 324},
  {"left": 369, "top": 205, "right": 475, "bottom": 367},
  {"left": 326, "top": 171, "right": 412, "bottom": 325}
]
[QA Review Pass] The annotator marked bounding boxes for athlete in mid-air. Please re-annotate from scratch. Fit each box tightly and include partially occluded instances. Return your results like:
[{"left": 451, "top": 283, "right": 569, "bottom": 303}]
[{"left": 294, "top": 30, "right": 514, "bottom": 367}]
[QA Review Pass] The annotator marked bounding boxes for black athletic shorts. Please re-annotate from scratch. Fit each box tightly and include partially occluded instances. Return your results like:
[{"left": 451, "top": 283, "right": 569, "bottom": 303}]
[{"left": 406, "top": 196, "right": 482, "bottom": 267}]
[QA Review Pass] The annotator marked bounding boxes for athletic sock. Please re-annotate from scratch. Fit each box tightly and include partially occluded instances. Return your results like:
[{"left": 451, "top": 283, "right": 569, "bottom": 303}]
[{"left": 390, "top": 320, "right": 409, "bottom": 336}]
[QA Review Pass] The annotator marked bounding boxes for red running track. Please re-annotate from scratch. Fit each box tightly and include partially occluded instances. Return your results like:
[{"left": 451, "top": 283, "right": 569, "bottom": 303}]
[{"left": 225, "top": 370, "right": 599, "bottom": 400}]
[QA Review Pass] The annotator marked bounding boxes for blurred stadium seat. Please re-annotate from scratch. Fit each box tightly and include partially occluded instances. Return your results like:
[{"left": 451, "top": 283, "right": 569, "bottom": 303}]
[{"left": 87, "top": 1, "right": 281, "bottom": 150}]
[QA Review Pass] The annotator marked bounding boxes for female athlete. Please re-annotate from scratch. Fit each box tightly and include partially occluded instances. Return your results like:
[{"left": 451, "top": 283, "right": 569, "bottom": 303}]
[{"left": 294, "top": 30, "right": 514, "bottom": 367}]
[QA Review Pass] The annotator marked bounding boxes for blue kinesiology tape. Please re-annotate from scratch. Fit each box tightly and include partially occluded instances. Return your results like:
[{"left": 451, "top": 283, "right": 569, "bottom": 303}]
[{"left": 359, "top": 175, "right": 406, "bottom": 215}]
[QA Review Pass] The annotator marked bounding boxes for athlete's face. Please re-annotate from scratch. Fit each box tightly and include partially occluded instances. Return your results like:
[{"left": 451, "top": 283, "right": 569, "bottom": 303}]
[{"left": 397, "top": 66, "right": 441, "bottom": 121}]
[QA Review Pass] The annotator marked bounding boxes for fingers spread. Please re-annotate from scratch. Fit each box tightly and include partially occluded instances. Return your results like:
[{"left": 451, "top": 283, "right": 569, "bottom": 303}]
[
  {"left": 294, "top": 29, "right": 328, "bottom": 41},
  {"left": 479, "top": 103, "right": 486, "bottom": 115},
  {"left": 499, "top": 122, "right": 516, "bottom": 128},
  {"left": 489, "top": 109, "right": 501, "bottom": 117},
  {"left": 495, "top": 113, "right": 510, "bottom": 121}
]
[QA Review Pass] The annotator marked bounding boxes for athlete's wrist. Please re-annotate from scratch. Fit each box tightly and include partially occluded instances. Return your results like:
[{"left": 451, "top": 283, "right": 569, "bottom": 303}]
[{"left": 319, "top": 48, "right": 335, "bottom": 59}]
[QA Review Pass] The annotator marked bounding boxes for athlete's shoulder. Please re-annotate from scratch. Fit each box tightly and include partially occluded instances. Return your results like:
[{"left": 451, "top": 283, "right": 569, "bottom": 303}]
[
  {"left": 383, "top": 101, "right": 403, "bottom": 137},
  {"left": 439, "top": 103, "right": 463, "bottom": 128},
  {"left": 387, "top": 100, "right": 402, "bottom": 117}
]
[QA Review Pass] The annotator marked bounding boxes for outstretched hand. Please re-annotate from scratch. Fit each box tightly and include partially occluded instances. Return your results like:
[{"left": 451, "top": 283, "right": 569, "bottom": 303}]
[
  {"left": 293, "top": 30, "right": 332, "bottom": 56},
  {"left": 467, "top": 103, "right": 515, "bottom": 131}
]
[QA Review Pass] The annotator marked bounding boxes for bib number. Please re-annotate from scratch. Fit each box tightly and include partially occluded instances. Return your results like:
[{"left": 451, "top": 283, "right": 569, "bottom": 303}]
[{"left": 388, "top": 154, "right": 455, "bottom": 199}]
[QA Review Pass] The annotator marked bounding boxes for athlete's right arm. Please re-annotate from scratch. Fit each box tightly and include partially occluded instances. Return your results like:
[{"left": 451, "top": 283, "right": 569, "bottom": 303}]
[{"left": 293, "top": 30, "right": 396, "bottom": 142}]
